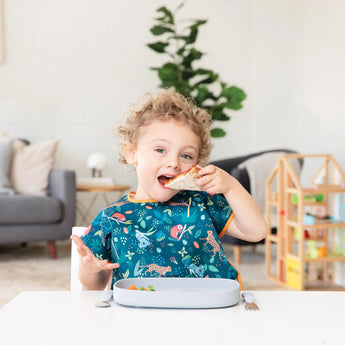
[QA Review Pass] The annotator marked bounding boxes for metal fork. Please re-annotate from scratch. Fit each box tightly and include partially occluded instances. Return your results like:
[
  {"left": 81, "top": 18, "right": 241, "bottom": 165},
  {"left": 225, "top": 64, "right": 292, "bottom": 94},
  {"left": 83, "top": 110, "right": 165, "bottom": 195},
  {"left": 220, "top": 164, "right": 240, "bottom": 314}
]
[{"left": 242, "top": 292, "right": 259, "bottom": 311}]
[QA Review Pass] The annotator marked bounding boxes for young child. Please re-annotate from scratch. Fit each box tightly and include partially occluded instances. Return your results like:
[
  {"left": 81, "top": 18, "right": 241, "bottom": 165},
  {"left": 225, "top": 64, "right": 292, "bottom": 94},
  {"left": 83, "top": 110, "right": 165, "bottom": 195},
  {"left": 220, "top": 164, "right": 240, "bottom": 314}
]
[{"left": 71, "top": 90, "right": 267, "bottom": 290}]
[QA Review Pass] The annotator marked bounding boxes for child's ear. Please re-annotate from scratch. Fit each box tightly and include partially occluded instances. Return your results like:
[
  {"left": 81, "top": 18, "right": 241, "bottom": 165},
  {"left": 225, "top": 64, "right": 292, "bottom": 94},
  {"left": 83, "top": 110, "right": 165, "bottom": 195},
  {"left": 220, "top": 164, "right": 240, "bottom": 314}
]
[{"left": 123, "top": 141, "right": 137, "bottom": 165}]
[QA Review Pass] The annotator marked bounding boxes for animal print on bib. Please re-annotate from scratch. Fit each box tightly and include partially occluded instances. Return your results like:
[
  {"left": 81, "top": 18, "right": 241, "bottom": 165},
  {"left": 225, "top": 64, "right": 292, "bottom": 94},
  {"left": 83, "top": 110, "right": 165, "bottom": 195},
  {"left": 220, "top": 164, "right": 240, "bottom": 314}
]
[{"left": 82, "top": 190, "right": 239, "bottom": 287}]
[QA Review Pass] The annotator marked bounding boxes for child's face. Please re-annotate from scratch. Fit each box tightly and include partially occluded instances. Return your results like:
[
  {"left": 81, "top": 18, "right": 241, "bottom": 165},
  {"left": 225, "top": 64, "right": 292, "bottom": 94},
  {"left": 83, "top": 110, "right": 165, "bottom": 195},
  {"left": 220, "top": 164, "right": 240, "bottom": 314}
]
[{"left": 126, "top": 119, "right": 200, "bottom": 201}]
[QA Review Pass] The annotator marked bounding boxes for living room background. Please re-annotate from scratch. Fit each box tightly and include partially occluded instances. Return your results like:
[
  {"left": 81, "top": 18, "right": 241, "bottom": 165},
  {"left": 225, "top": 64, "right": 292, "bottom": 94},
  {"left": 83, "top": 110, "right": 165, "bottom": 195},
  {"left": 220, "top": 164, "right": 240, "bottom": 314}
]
[{"left": 1, "top": 0, "right": 344, "bottom": 190}]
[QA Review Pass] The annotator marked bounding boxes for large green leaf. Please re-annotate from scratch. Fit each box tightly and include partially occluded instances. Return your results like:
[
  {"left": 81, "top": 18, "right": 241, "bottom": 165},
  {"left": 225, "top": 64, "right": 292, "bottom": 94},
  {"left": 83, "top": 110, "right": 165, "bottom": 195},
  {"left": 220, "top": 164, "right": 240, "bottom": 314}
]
[
  {"left": 193, "top": 72, "right": 218, "bottom": 86},
  {"left": 147, "top": 42, "right": 169, "bottom": 53},
  {"left": 158, "top": 63, "right": 180, "bottom": 86},
  {"left": 182, "top": 27, "right": 198, "bottom": 44},
  {"left": 195, "top": 68, "right": 214, "bottom": 75},
  {"left": 211, "top": 108, "right": 230, "bottom": 121},
  {"left": 175, "top": 80, "right": 191, "bottom": 94},
  {"left": 221, "top": 86, "right": 247, "bottom": 102},
  {"left": 210, "top": 128, "right": 226, "bottom": 137},
  {"left": 182, "top": 48, "right": 203, "bottom": 68},
  {"left": 150, "top": 25, "right": 174, "bottom": 36},
  {"left": 220, "top": 100, "right": 243, "bottom": 110},
  {"left": 156, "top": 6, "right": 174, "bottom": 24},
  {"left": 195, "top": 87, "right": 217, "bottom": 104},
  {"left": 182, "top": 67, "right": 196, "bottom": 80},
  {"left": 196, "top": 86, "right": 209, "bottom": 103},
  {"left": 190, "top": 19, "right": 208, "bottom": 29}
]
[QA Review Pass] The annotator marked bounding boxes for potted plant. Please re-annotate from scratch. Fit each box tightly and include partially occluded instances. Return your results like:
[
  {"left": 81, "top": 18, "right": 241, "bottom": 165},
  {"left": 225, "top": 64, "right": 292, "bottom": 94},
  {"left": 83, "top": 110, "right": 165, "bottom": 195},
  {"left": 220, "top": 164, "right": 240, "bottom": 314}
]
[{"left": 147, "top": 2, "right": 246, "bottom": 137}]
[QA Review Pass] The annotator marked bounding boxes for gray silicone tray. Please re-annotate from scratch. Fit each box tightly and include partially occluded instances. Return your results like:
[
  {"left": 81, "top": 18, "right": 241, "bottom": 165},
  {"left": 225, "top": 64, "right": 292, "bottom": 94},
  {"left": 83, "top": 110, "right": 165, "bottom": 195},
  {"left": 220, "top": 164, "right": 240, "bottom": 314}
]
[{"left": 113, "top": 277, "right": 240, "bottom": 309}]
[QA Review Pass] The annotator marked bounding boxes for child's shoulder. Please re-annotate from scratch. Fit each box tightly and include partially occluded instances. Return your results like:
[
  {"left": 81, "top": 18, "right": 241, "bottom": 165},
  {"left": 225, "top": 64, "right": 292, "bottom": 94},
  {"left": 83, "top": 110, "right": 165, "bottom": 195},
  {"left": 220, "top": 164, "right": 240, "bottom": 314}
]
[{"left": 102, "top": 193, "right": 131, "bottom": 213}]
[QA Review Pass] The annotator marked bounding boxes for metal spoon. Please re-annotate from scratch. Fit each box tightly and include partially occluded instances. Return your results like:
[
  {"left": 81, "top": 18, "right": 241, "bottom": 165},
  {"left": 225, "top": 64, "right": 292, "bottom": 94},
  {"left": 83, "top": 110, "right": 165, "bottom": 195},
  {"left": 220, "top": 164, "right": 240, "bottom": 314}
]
[{"left": 95, "top": 290, "right": 113, "bottom": 308}]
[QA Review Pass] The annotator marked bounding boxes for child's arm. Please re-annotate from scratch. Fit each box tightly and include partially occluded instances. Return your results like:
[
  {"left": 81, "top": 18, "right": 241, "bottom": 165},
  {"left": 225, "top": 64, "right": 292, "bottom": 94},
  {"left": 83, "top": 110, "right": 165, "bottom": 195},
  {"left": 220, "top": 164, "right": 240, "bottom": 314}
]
[
  {"left": 70, "top": 235, "right": 119, "bottom": 290},
  {"left": 197, "top": 165, "right": 268, "bottom": 242}
]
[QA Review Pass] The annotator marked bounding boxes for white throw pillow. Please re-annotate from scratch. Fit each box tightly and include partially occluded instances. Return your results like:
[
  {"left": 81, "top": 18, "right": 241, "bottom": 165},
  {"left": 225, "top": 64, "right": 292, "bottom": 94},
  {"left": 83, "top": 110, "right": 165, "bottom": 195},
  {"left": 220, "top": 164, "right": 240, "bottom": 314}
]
[{"left": 10, "top": 138, "right": 60, "bottom": 196}]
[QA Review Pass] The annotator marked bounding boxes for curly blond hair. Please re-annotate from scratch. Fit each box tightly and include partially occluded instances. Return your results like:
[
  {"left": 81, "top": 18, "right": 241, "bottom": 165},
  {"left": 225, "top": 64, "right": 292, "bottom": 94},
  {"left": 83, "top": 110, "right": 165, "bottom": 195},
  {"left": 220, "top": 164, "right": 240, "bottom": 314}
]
[{"left": 114, "top": 90, "right": 212, "bottom": 166}]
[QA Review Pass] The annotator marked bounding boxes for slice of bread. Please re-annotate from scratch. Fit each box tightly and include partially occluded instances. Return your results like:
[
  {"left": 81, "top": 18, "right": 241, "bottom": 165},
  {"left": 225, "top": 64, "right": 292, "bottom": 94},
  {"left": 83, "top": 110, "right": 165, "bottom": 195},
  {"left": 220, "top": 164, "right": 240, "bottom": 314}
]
[{"left": 164, "top": 166, "right": 201, "bottom": 191}]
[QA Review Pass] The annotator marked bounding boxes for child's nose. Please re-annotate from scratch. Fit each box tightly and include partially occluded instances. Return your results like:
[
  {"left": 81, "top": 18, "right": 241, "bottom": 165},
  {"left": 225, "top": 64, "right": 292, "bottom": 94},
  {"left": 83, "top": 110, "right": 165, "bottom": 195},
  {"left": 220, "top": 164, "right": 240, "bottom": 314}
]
[{"left": 166, "top": 156, "right": 180, "bottom": 170}]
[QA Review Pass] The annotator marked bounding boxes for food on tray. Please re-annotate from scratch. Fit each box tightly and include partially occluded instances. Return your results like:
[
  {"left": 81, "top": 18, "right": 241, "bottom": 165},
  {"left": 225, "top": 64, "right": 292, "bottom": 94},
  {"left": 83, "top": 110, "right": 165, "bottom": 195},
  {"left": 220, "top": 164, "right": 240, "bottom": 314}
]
[
  {"left": 128, "top": 284, "right": 155, "bottom": 291},
  {"left": 163, "top": 166, "right": 201, "bottom": 191}
]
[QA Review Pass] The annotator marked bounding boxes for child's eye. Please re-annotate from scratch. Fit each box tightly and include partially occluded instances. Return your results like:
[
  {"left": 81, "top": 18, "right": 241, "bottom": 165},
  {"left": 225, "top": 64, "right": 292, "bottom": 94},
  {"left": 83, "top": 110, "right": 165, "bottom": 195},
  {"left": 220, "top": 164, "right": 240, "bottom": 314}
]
[
  {"left": 155, "top": 148, "right": 166, "bottom": 154},
  {"left": 181, "top": 153, "right": 193, "bottom": 160}
]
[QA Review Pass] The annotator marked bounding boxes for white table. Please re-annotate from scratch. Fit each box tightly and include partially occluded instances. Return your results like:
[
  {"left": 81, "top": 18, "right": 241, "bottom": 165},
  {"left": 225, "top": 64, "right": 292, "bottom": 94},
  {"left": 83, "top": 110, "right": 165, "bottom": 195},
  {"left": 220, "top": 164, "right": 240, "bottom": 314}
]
[{"left": 0, "top": 290, "right": 343, "bottom": 345}]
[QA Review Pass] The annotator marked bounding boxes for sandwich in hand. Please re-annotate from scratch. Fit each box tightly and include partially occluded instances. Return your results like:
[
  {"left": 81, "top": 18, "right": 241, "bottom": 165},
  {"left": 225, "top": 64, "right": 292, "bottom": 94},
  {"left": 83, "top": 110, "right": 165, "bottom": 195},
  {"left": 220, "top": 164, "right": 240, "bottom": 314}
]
[{"left": 163, "top": 166, "right": 201, "bottom": 191}]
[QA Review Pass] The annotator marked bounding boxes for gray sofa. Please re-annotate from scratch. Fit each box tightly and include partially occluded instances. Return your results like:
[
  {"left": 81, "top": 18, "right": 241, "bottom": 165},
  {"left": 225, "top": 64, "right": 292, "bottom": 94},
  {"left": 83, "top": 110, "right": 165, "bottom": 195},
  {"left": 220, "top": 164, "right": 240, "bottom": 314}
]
[{"left": 0, "top": 169, "right": 76, "bottom": 258}]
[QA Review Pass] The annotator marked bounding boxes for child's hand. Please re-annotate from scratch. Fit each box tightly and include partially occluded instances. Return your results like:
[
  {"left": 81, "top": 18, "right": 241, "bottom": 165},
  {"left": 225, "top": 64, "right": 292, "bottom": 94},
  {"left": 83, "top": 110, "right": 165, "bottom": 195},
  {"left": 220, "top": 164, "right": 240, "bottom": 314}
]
[
  {"left": 70, "top": 234, "right": 120, "bottom": 274},
  {"left": 196, "top": 164, "right": 234, "bottom": 195},
  {"left": 197, "top": 165, "right": 268, "bottom": 243}
]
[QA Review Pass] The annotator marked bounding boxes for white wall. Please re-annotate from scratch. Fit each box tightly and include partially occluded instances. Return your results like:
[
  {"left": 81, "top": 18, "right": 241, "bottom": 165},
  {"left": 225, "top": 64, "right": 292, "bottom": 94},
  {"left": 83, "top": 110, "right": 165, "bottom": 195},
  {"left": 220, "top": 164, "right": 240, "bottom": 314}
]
[
  {"left": 1, "top": 0, "right": 345, "bottom": 192},
  {"left": 250, "top": 0, "right": 345, "bottom": 162}
]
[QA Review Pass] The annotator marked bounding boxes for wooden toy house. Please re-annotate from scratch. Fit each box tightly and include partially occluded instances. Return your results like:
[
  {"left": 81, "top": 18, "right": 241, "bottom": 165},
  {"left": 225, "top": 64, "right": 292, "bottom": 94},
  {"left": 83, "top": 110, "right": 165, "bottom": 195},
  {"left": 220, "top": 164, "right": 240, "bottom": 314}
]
[{"left": 265, "top": 154, "right": 345, "bottom": 290}]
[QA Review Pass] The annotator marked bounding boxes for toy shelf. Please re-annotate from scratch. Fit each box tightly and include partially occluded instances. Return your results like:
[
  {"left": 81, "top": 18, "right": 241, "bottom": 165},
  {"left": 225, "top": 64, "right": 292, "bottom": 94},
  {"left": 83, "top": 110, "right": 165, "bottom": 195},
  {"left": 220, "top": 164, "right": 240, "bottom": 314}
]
[
  {"left": 303, "top": 222, "right": 345, "bottom": 229},
  {"left": 265, "top": 154, "right": 345, "bottom": 290},
  {"left": 304, "top": 255, "right": 345, "bottom": 263}
]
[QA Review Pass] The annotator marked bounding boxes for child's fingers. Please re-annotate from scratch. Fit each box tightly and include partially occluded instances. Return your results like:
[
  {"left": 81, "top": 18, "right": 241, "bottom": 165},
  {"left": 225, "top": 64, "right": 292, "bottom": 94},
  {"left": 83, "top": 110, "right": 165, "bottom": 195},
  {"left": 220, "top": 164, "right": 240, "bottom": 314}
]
[
  {"left": 70, "top": 234, "right": 83, "bottom": 246},
  {"left": 197, "top": 178, "right": 220, "bottom": 195},
  {"left": 84, "top": 256, "right": 119, "bottom": 271},
  {"left": 83, "top": 254, "right": 93, "bottom": 263},
  {"left": 71, "top": 234, "right": 90, "bottom": 257},
  {"left": 71, "top": 234, "right": 119, "bottom": 272},
  {"left": 99, "top": 259, "right": 120, "bottom": 270},
  {"left": 196, "top": 175, "right": 215, "bottom": 191},
  {"left": 102, "top": 262, "right": 120, "bottom": 270},
  {"left": 198, "top": 164, "right": 216, "bottom": 176},
  {"left": 82, "top": 254, "right": 101, "bottom": 272}
]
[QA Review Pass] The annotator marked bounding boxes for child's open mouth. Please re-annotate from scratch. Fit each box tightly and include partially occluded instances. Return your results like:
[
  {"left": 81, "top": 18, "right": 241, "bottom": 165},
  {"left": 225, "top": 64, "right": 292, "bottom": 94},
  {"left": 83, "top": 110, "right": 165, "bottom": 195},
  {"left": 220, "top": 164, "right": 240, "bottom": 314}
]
[{"left": 158, "top": 175, "right": 174, "bottom": 186}]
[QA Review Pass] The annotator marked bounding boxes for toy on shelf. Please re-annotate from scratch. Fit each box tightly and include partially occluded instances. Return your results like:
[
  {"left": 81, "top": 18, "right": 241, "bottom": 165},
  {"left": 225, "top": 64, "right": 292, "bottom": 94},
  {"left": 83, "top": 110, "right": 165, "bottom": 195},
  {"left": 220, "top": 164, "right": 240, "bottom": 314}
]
[
  {"left": 306, "top": 240, "right": 327, "bottom": 259},
  {"left": 265, "top": 154, "right": 345, "bottom": 290},
  {"left": 303, "top": 214, "right": 334, "bottom": 225}
]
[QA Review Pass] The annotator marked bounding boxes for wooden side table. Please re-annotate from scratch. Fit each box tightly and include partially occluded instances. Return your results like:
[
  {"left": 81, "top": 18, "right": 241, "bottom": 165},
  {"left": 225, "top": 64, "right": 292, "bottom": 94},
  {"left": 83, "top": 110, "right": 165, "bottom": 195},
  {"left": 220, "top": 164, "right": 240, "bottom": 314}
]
[{"left": 76, "top": 183, "right": 130, "bottom": 226}]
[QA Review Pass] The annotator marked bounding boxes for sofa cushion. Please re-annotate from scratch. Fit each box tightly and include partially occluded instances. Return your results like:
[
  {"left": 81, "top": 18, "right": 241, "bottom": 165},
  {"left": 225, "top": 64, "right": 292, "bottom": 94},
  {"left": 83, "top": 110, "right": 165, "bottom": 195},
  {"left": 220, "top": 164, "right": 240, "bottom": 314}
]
[
  {"left": 0, "top": 195, "right": 62, "bottom": 224},
  {"left": 230, "top": 167, "right": 250, "bottom": 192},
  {"left": 0, "top": 137, "right": 15, "bottom": 196}
]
